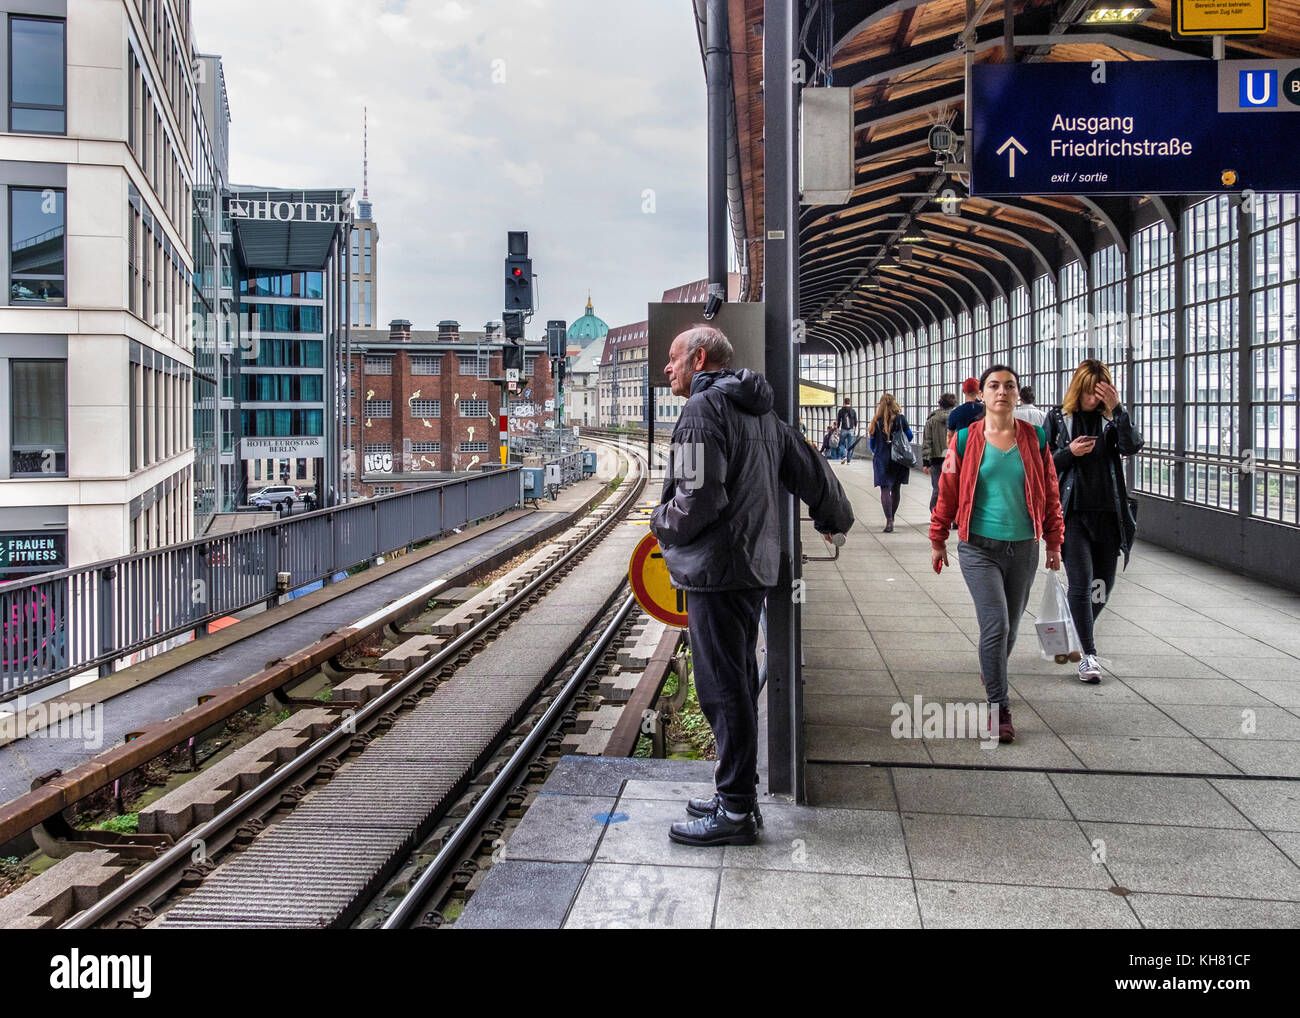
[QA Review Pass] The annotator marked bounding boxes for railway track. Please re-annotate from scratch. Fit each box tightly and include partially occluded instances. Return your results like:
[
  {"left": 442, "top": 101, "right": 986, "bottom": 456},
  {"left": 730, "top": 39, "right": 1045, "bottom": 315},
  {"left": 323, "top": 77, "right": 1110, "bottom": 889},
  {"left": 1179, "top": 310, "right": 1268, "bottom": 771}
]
[{"left": 51, "top": 439, "right": 655, "bottom": 929}]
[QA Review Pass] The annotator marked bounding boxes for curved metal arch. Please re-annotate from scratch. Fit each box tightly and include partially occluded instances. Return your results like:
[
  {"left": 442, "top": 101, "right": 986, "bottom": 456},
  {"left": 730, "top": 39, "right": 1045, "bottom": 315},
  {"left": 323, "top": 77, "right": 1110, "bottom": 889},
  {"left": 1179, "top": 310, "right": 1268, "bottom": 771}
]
[
  {"left": 996, "top": 197, "right": 1091, "bottom": 275},
  {"left": 878, "top": 261, "right": 972, "bottom": 320},
  {"left": 908, "top": 245, "right": 1007, "bottom": 306},
  {"left": 910, "top": 218, "right": 1035, "bottom": 293},
  {"left": 882, "top": 257, "right": 981, "bottom": 314},
  {"left": 865, "top": 278, "right": 946, "bottom": 326},
  {"left": 931, "top": 206, "right": 1059, "bottom": 280},
  {"left": 867, "top": 288, "right": 930, "bottom": 334},
  {"left": 1075, "top": 196, "right": 1131, "bottom": 255},
  {"left": 884, "top": 272, "right": 962, "bottom": 324},
  {"left": 832, "top": 0, "right": 932, "bottom": 56}
]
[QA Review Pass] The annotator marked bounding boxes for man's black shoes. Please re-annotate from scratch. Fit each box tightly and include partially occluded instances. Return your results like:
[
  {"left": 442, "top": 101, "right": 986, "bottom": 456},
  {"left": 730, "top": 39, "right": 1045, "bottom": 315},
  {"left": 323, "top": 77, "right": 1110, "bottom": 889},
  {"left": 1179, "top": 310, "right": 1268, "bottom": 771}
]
[
  {"left": 685, "top": 794, "right": 763, "bottom": 828},
  {"left": 668, "top": 807, "right": 758, "bottom": 847}
]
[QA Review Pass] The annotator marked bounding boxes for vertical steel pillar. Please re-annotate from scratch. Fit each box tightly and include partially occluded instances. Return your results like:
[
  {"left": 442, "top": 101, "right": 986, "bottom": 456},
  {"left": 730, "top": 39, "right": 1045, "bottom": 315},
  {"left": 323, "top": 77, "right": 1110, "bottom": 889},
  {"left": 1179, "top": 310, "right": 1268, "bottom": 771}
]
[
  {"left": 1173, "top": 210, "right": 1188, "bottom": 502},
  {"left": 763, "top": 0, "right": 800, "bottom": 799},
  {"left": 1237, "top": 200, "right": 1254, "bottom": 518},
  {"left": 706, "top": 0, "right": 729, "bottom": 302}
]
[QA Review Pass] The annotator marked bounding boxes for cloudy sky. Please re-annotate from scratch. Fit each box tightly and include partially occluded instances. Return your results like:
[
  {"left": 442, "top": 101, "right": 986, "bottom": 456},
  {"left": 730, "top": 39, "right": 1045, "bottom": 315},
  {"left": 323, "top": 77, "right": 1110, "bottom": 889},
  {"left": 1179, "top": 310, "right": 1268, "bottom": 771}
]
[{"left": 193, "top": 0, "right": 709, "bottom": 336}]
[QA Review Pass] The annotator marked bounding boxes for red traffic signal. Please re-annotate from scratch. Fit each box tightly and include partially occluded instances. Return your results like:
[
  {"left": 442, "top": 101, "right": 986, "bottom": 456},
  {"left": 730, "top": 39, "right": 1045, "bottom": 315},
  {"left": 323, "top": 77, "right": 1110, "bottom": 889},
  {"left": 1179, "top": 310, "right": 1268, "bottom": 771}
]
[{"left": 511, "top": 267, "right": 523, "bottom": 278}]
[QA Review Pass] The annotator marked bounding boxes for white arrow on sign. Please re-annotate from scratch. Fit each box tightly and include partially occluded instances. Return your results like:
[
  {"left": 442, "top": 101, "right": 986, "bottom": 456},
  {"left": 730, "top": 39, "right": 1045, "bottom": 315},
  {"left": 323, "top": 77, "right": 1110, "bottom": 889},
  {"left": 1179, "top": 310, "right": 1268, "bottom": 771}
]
[{"left": 996, "top": 136, "right": 1027, "bottom": 177}]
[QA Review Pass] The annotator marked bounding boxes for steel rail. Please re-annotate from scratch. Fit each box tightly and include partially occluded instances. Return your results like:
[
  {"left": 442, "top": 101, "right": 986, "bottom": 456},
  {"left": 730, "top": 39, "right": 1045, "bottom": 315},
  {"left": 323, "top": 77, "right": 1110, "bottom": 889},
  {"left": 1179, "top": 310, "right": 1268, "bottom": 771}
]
[
  {"left": 64, "top": 441, "right": 644, "bottom": 929},
  {"left": 382, "top": 591, "right": 639, "bottom": 929}
]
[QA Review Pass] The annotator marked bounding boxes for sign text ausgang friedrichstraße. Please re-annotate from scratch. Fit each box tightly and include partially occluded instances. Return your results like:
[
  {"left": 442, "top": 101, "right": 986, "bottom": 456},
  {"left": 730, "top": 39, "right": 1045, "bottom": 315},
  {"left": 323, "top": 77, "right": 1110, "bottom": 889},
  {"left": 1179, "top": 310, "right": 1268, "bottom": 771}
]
[{"left": 971, "top": 60, "right": 1300, "bottom": 197}]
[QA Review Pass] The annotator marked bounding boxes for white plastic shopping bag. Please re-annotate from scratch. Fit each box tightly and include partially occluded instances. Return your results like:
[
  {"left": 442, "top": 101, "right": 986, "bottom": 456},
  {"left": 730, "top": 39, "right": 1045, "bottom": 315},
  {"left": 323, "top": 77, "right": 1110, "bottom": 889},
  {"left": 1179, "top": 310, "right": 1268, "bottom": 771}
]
[{"left": 1036, "top": 571, "right": 1082, "bottom": 663}]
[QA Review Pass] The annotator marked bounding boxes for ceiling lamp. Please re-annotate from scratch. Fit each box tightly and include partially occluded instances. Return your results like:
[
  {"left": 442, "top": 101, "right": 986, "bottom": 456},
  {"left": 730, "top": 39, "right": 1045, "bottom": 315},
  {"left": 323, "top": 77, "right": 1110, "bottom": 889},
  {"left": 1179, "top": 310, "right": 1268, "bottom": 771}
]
[
  {"left": 1080, "top": 0, "right": 1154, "bottom": 26},
  {"left": 900, "top": 231, "right": 926, "bottom": 243}
]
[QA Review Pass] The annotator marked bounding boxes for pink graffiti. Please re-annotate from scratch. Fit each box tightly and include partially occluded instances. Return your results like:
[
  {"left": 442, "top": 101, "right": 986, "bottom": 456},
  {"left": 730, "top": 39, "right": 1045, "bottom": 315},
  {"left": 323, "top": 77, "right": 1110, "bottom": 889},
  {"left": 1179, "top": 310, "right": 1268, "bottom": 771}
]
[{"left": 2, "top": 586, "right": 59, "bottom": 669}]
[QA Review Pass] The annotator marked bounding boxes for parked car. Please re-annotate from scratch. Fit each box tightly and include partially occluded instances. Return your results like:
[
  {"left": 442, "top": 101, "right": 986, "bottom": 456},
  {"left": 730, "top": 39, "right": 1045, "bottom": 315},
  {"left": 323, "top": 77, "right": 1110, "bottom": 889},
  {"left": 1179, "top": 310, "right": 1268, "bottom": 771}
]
[{"left": 247, "top": 485, "right": 300, "bottom": 510}]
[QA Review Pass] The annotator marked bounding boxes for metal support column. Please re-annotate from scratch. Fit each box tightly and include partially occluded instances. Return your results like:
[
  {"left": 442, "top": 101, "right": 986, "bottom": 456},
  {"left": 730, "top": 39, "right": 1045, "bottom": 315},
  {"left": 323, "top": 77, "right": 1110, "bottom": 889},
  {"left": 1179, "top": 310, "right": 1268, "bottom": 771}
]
[
  {"left": 1237, "top": 199, "right": 1254, "bottom": 518},
  {"left": 763, "top": 0, "right": 800, "bottom": 800},
  {"left": 706, "top": 0, "right": 730, "bottom": 302},
  {"left": 1173, "top": 211, "right": 1188, "bottom": 502}
]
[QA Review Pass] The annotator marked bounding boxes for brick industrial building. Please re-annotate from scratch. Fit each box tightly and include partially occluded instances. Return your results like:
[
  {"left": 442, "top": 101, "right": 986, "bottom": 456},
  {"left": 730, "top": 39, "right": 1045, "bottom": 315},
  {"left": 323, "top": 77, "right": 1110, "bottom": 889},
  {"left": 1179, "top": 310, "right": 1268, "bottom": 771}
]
[{"left": 344, "top": 319, "right": 556, "bottom": 496}]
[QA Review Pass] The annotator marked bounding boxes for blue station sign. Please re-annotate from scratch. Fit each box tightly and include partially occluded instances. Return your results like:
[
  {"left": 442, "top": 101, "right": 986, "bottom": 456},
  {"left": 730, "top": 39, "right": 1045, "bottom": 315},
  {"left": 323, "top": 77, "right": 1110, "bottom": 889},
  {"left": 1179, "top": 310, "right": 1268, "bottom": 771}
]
[{"left": 971, "top": 60, "right": 1300, "bottom": 196}]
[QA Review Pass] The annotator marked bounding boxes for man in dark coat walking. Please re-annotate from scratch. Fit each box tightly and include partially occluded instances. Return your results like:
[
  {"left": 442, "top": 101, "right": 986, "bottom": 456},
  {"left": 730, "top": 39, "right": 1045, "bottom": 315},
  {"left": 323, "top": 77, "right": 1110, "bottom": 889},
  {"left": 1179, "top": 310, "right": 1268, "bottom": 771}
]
[{"left": 651, "top": 325, "right": 853, "bottom": 847}]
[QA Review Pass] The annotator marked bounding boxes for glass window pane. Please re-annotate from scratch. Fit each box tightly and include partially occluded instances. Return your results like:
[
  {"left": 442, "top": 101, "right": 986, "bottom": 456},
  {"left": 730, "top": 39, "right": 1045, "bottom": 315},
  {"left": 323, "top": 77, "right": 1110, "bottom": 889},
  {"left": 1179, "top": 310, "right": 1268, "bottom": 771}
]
[
  {"left": 10, "top": 18, "right": 65, "bottom": 118},
  {"left": 10, "top": 188, "right": 65, "bottom": 303}
]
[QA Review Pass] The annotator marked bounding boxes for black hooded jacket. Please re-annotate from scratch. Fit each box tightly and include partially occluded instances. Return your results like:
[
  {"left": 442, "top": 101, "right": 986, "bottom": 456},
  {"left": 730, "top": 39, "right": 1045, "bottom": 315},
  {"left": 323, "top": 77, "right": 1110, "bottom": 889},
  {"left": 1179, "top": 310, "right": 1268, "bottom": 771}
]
[{"left": 650, "top": 369, "right": 854, "bottom": 591}]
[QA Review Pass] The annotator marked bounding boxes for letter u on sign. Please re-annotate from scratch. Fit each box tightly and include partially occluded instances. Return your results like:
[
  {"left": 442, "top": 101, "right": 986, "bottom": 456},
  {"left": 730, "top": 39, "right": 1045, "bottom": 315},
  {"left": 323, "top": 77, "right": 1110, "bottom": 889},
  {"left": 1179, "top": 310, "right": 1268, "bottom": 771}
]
[{"left": 1240, "top": 70, "right": 1277, "bottom": 107}]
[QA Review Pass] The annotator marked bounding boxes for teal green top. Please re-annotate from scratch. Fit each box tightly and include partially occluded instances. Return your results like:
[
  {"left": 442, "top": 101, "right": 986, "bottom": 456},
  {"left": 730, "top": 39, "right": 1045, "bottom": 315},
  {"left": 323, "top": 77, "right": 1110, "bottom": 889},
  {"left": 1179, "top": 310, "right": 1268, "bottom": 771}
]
[{"left": 969, "top": 443, "right": 1035, "bottom": 541}]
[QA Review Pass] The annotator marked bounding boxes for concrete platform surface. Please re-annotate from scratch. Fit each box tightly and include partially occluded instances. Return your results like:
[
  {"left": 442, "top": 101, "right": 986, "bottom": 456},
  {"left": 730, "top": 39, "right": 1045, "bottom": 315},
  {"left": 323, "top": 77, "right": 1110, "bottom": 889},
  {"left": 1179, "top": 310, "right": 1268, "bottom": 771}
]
[{"left": 454, "top": 756, "right": 1300, "bottom": 929}]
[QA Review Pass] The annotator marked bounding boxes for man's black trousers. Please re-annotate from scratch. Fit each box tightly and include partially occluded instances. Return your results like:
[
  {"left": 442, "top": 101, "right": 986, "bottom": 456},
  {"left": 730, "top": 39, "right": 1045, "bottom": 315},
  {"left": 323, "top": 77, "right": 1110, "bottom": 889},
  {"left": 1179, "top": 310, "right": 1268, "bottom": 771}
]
[{"left": 686, "top": 587, "right": 768, "bottom": 815}]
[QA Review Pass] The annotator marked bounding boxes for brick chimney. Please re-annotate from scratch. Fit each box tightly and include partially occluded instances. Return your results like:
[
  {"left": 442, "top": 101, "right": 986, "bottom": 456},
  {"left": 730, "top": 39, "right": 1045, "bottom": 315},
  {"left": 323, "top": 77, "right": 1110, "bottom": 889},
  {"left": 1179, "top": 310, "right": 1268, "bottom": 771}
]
[
  {"left": 388, "top": 319, "right": 412, "bottom": 342},
  {"left": 437, "top": 320, "right": 460, "bottom": 342}
]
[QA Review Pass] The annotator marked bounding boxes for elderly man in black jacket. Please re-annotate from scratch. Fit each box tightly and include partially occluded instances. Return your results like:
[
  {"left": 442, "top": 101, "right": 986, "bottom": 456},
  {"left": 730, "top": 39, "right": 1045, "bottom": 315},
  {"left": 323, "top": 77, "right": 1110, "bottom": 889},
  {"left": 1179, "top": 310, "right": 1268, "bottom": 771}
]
[{"left": 651, "top": 325, "right": 854, "bottom": 847}]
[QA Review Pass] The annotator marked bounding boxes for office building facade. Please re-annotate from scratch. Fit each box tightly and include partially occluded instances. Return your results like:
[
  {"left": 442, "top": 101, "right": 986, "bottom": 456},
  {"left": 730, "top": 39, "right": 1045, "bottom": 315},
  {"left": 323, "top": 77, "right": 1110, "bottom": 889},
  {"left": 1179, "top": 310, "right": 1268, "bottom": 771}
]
[{"left": 1, "top": 0, "right": 209, "bottom": 579}]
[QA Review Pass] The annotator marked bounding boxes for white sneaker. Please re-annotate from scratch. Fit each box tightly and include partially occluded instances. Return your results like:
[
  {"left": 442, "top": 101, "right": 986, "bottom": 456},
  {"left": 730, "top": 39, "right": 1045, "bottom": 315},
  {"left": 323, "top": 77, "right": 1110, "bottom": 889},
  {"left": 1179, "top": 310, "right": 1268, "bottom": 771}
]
[{"left": 1077, "top": 654, "right": 1102, "bottom": 684}]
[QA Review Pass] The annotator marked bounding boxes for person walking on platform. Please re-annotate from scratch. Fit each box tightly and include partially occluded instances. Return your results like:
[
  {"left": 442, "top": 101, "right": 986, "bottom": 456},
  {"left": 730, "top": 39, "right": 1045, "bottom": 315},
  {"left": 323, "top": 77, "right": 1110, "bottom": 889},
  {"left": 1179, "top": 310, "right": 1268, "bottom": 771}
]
[
  {"left": 946, "top": 377, "right": 985, "bottom": 441},
  {"left": 821, "top": 422, "right": 840, "bottom": 459},
  {"left": 651, "top": 325, "right": 853, "bottom": 847},
  {"left": 1014, "top": 384, "right": 1048, "bottom": 427},
  {"left": 836, "top": 398, "right": 859, "bottom": 464},
  {"left": 930, "top": 365, "right": 1064, "bottom": 743},
  {"left": 1045, "top": 359, "right": 1143, "bottom": 684},
  {"left": 922, "top": 393, "right": 958, "bottom": 512},
  {"left": 867, "top": 394, "right": 913, "bottom": 533}
]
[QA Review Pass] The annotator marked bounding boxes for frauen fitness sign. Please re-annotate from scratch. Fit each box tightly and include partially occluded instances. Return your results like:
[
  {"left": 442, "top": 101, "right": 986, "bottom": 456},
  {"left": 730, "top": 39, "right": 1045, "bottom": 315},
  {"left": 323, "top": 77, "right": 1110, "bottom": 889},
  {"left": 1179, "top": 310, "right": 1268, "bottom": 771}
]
[{"left": 227, "top": 198, "right": 352, "bottom": 223}]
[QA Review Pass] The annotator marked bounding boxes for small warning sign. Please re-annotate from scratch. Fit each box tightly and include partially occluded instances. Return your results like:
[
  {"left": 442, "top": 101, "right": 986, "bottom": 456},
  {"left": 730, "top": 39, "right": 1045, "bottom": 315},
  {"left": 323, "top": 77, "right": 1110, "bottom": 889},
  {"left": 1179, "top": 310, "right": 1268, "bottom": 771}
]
[{"left": 628, "top": 532, "right": 687, "bottom": 628}]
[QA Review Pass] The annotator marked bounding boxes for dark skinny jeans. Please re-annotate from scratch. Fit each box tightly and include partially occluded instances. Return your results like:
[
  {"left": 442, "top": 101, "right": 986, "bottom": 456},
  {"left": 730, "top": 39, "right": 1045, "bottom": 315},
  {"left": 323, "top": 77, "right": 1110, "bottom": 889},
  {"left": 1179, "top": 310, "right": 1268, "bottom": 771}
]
[{"left": 1061, "top": 511, "right": 1122, "bottom": 656}]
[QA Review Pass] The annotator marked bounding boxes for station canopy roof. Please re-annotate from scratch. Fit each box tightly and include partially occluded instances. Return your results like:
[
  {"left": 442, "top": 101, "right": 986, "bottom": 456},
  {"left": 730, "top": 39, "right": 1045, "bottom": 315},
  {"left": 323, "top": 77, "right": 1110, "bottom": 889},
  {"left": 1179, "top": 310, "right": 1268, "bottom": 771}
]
[
  {"left": 724, "top": 0, "right": 1300, "bottom": 355},
  {"left": 228, "top": 186, "right": 355, "bottom": 271}
]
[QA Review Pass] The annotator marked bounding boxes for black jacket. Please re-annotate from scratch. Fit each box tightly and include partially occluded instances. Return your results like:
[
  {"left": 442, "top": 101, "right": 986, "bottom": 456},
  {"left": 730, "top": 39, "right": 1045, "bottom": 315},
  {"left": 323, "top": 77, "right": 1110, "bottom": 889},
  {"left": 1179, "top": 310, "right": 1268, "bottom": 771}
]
[
  {"left": 836, "top": 406, "right": 858, "bottom": 430},
  {"left": 1045, "top": 404, "right": 1144, "bottom": 565},
  {"left": 650, "top": 369, "right": 854, "bottom": 591}
]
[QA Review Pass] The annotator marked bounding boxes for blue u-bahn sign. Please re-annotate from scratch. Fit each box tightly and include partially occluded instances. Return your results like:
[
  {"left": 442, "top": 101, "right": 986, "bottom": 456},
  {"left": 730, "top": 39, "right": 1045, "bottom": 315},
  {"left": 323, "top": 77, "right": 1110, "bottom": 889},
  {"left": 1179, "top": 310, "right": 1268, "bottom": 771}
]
[{"left": 971, "top": 60, "right": 1300, "bottom": 196}]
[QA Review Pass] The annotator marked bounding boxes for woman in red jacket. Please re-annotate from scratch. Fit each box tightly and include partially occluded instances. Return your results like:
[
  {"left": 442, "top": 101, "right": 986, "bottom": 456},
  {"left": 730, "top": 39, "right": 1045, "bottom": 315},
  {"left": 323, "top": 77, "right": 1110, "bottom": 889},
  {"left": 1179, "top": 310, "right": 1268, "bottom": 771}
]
[{"left": 929, "top": 364, "right": 1065, "bottom": 743}]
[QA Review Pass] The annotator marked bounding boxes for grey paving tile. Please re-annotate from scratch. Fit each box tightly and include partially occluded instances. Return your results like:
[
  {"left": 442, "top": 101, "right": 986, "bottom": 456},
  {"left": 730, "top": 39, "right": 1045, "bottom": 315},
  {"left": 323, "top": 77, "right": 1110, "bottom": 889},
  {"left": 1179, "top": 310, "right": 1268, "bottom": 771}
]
[
  {"left": 881, "top": 648, "right": 990, "bottom": 672},
  {"left": 901, "top": 814, "right": 1111, "bottom": 889},
  {"left": 915, "top": 880, "right": 1140, "bottom": 929},
  {"left": 804, "top": 723, "right": 932, "bottom": 763},
  {"left": 803, "top": 628, "right": 885, "bottom": 652},
  {"left": 1269, "top": 831, "right": 1300, "bottom": 868},
  {"left": 805, "top": 763, "right": 897, "bottom": 810},
  {"left": 1082, "top": 822, "right": 1300, "bottom": 900},
  {"left": 1031, "top": 701, "right": 1190, "bottom": 738},
  {"left": 564, "top": 863, "right": 719, "bottom": 929},
  {"left": 595, "top": 796, "right": 724, "bottom": 868},
  {"left": 1097, "top": 655, "right": 1225, "bottom": 679},
  {"left": 1200, "top": 659, "right": 1300, "bottom": 683},
  {"left": 1176, "top": 638, "right": 1295, "bottom": 659},
  {"left": 1011, "top": 675, "right": 1145, "bottom": 703},
  {"left": 868, "top": 630, "right": 974, "bottom": 651},
  {"left": 802, "top": 670, "right": 898, "bottom": 696},
  {"left": 890, "top": 672, "right": 1003, "bottom": 700},
  {"left": 540, "top": 756, "right": 714, "bottom": 797},
  {"left": 1128, "top": 893, "right": 1300, "bottom": 929},
  {"left": 1160, "top": 704, "right": 1300, "bottom": 740},
  {"left": 925, "top": 734, "right": 1085, "bottom": 769},
  {"left": 619, "top": 779, "right": 716, "bottom": 803},
  {"left": 866, "top": 615, "right": 964, "bottom": 633},
  {"left": 722, "top": 804, "right": 910, "bottom": 877},
  {"left": 1061, "top": 735, "right": 1239, "bottom": 774},
  {"left": 1208, "top": 779, "right": 1300, "bottom": 832},
  {"left": 715, "top": 870, "right": 920, "bottom": 929},
  {"left": 1132, "top": 619, "right": 1251, "bottom": 639},
  {"left": 1121, "top": 678, "right": 1273, "bottom": 707},
  {"left": 1049, "top": 774, "right": 1251, "bottom": 829},
  {"left": 1202, "top": 739, "right": 1300, "bottom": 778},
  {"left": 893, "top": 768, "right": 1071, "bottom": 820},
  {"left": 500, "top": 794, "right": 618, "bottom": 863},
  {"left": 805, "top": 693, "right": 906, "bottom": 727},
  {"left": 804, "top": 645, "right": 886, "bottom": 670},
  {"left": 1234, "top": 679, "right": 1300, "bottom": 708},
  {"left": 454, "top": 860, "right": 586, "bottom": 929}
]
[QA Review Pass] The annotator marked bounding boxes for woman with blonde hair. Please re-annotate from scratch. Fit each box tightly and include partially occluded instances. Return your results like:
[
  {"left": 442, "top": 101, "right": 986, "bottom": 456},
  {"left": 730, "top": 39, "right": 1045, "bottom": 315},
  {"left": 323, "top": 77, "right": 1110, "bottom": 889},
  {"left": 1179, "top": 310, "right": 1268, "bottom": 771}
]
[
  {"left": 1045, "top": 359, "right": 1144, "bottom": 684},
  {"left": 867, "top": 393, "right": 913, "bottom": 532}
]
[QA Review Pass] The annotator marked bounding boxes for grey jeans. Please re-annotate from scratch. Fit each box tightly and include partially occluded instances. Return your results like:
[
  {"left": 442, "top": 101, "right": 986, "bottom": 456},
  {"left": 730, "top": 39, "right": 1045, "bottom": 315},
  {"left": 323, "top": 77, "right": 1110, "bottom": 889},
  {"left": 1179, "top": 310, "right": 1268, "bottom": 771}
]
[{"left": 957, "top": 536, "right": 1040, "bottom": 706}]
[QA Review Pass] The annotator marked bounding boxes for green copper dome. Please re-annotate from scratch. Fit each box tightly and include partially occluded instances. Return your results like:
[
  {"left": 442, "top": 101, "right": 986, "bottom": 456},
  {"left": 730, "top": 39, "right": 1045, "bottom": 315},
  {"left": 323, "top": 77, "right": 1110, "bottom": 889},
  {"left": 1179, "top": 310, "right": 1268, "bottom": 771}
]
[{"left": 567, "top": 293, "right": 608, "bottom": 347}]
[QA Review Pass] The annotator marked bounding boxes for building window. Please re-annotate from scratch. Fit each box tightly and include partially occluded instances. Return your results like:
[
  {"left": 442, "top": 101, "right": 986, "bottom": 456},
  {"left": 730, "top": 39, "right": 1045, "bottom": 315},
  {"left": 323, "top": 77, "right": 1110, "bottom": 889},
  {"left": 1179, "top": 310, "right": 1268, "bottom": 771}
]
[
  {"left": 373, "top": 485, "right": 395, "bottom": 495},
  {"left": 411, "top": 441, "right": 440, "bottom": 453},
  {"left": 296, "top": 458, "right": 307, "bottom": 480},
  {"left": 410, "top": 399, "right": 441, "bottom": 417},
  {"left": 459, "top": 399, "right": 490, "bottom": 417},
  {"left": 459, "top": 441, "right": 489, "bottom": 452},
  {"left": 9, "top": 16, "right": 65, "bottom": 134},
  {"left": 10, "top": 359, "right": 67, "bottom": 475},
  {"left": 9, "top": 188, "right": 66, "bottom": 304},
  {"left": 363, "top": 355, "right": 391, "bottom": 375},
  {"left": 458, "top": 353, "right": 486, "bottom": 375},
  {"left": 411, "top": 356, "right": 441, "bottom": 375},
  {"left": 364, "top": 400, "right": 392, "bottom": 418}
]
